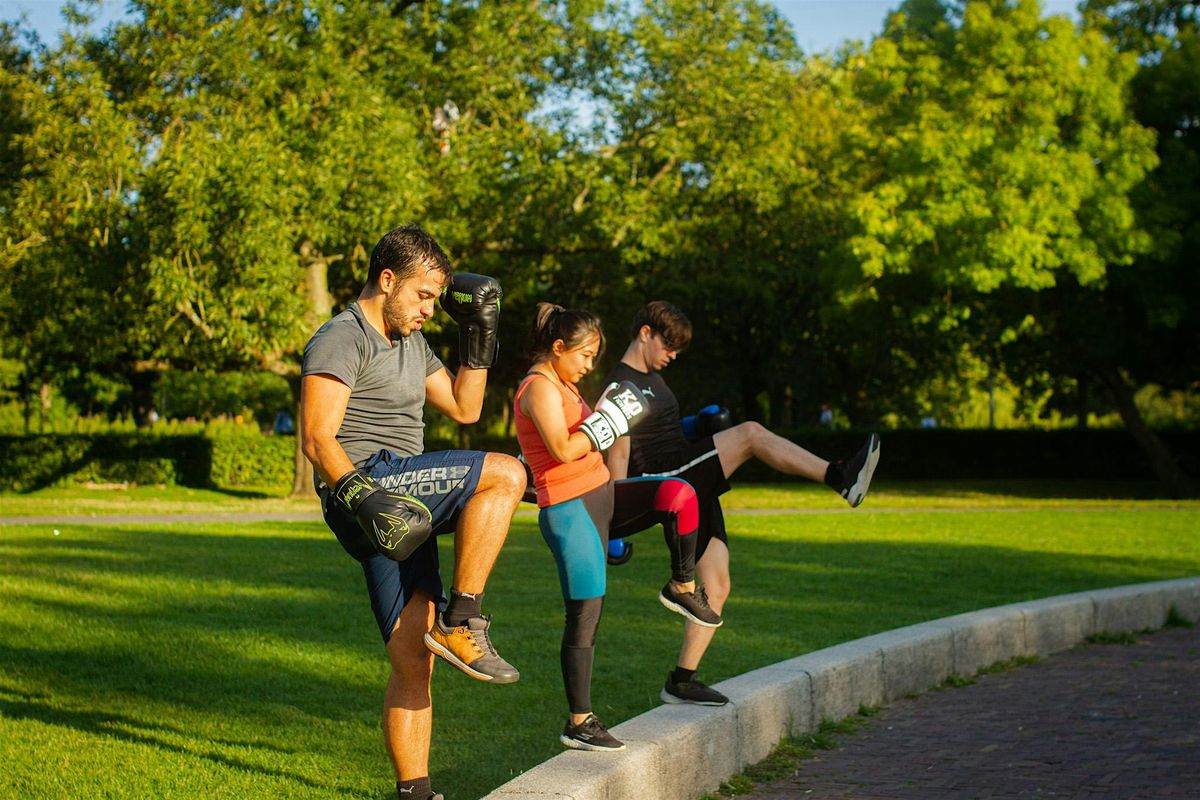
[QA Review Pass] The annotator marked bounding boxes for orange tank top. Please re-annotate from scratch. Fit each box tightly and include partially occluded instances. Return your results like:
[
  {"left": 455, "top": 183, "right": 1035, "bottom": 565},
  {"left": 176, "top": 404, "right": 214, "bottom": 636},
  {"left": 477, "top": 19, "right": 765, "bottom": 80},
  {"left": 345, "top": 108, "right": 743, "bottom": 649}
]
[{"left": 514, "top": 372, "right": 609, "bottom": 507}]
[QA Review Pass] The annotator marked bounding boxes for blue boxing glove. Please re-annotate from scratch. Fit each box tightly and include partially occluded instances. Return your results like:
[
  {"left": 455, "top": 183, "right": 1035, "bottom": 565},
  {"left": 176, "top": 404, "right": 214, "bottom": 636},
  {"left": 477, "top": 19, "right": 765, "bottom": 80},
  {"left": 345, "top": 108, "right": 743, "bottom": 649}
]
[
  {"left": 681, "top": 405, "right": 732, "bottom": 442},
  {"left": 607, "top": 537, "right": 633, "bottom": 566}
]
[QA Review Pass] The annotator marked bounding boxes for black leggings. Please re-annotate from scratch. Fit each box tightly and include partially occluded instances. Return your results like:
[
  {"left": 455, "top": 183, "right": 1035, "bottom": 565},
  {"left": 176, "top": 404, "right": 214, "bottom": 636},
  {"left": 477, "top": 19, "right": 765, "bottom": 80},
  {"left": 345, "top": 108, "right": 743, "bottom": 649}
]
[{"left": 562, "top": 596, "right": 605, "bottom": 714}]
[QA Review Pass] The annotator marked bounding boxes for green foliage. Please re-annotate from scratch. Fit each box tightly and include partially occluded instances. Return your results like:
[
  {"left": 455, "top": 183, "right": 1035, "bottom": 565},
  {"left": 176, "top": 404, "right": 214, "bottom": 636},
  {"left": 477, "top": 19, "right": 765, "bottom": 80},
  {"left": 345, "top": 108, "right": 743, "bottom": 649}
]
[
  {"left": 209, "top": 427, "right": 295, "bottom": 489},
  {"left": 0, "top": 0, "right": 1194, "bottom": 497},
  {"left": 0, "top": 434, "right": 210, "bottom": 491},
  {"left": 0, "top": 425, "right": 295, "bottom": 491},
  {"left": 155, "top": 371, "right": 292, "bottom": 426}
]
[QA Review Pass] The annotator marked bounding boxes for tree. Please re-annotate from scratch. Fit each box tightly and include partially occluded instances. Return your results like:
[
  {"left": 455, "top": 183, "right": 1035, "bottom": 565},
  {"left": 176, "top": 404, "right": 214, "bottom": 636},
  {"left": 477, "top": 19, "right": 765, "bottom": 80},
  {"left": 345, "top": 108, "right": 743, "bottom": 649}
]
[
  {"left": 565, "top": 0, "right": 863, "bottom": 422},
  {"left": 834, "top": 1, "right": 1193, "bottom": 492},
  {"left": 0, "top": 14, "right": 156, "bottom": 427},
  {"left": 1, "top": 1, "right": 610, "bottom": 492}
]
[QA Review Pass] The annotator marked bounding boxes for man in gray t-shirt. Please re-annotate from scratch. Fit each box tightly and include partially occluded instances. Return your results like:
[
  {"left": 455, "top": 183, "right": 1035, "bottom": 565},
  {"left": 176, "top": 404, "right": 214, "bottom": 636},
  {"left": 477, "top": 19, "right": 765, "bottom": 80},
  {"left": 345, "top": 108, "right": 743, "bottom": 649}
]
[{"left": 300, "top": 224, "right": 526, "bottom": 800}]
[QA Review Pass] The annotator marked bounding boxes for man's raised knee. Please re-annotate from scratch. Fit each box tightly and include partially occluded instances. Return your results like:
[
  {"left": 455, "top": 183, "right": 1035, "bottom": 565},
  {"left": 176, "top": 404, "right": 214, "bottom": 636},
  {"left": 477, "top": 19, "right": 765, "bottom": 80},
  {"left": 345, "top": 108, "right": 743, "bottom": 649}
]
[
  {"left": 481, "top": 452, "right": 526, "bottom": 498},
  {"left": 738, "top": 420, "right": 767, "bottom": 441}
]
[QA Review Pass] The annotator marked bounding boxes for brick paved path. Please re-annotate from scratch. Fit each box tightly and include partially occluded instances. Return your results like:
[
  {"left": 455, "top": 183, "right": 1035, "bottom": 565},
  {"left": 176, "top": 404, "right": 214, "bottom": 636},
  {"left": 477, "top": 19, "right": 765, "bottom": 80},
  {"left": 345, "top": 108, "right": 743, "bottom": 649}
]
[{"left": 732, "top": 625, "right": 1200, "bottom": 799}]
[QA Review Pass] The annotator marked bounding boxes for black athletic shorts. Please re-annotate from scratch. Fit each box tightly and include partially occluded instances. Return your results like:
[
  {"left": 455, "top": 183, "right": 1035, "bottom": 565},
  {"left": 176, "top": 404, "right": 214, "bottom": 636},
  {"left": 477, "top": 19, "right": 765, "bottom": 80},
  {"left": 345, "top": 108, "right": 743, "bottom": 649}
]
[
  {"left": 636, "top": 436, "right": 730, "bottom": 559},
  {"left": 321, "top": 448, "right": 485, "bottom": 642}
]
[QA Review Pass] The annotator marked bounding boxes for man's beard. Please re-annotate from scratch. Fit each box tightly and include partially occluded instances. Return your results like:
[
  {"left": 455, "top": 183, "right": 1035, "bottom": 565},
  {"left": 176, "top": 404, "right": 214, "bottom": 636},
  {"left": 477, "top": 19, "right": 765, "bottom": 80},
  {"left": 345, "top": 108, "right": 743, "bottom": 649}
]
[{"left": 382, "top": 290, "right": 415, "bottom": 338}]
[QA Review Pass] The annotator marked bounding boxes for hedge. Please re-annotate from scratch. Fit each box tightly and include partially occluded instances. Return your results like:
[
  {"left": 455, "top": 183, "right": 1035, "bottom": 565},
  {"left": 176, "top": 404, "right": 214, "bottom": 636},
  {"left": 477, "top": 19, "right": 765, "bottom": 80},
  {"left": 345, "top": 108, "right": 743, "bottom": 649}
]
[
  {"left": 0, "top": 433, "right": 292, "bottom": 492},
  {"left": 730, "top": 428, "right": 1200, "bottom": 483},
  {"left": 1, "top": 428, "right": 1195, "bottom": 493}
]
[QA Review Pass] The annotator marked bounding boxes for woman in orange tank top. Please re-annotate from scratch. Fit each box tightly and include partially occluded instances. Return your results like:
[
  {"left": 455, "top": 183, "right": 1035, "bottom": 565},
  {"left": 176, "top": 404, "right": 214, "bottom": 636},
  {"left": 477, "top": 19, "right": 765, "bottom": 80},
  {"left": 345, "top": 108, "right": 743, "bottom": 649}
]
[{"left": 514, "top": 303, "right": 722, "bottom": 753}]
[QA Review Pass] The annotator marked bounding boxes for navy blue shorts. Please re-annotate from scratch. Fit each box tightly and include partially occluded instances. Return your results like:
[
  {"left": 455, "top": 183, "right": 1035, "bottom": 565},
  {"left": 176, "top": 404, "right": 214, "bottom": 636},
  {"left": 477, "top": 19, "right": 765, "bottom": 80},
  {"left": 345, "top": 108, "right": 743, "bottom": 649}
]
[{"left": 321, "top": 449, "right": 485, "bottom": 642}]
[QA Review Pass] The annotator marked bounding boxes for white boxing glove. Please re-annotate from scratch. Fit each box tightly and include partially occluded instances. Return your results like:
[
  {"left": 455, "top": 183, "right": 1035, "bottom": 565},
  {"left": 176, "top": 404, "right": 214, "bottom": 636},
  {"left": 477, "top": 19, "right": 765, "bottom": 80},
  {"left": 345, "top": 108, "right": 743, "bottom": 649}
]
[{"left": 578, "top": 380, "right": 648, "bottom": 451}]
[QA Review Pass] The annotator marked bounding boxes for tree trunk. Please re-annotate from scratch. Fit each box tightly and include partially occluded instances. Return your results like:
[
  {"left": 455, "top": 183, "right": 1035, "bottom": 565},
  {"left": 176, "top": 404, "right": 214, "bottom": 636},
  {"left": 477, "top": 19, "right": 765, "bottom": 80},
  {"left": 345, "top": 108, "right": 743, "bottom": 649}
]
[
  {"left": 288, "top": 373, "right": 315, "bottom": 499},
  {"left": 289, "top": 242, "right": 335, "bottom": 499},
  {"left": 1098, "top": 367, "right": 1196, "bottom": 498},
  {"left": 38, "top": 381, "right": 49, "bottom": 433}
]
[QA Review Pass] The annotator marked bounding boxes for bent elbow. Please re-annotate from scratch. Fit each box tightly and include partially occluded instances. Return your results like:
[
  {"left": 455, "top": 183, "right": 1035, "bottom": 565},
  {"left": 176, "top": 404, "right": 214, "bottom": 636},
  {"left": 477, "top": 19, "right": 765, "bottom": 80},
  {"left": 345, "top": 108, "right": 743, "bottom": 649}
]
[{"left": 300, "top": 434, "right": 322, "bottom": 465}]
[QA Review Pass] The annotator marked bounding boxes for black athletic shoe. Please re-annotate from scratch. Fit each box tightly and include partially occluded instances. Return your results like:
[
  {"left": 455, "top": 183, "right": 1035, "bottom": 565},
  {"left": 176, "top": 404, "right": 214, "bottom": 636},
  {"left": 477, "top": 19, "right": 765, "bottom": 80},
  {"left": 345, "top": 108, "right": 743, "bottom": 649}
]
[
  {"left": 660, "top": 673, "right": 729, "bottom": 706},
  {"left": 560, "top": 713, "right": 626, "bottom": 751},
  {"left": 659, "top": 582, "right": 723, "bottom": 627},
  {"left": 839, "top": 433, "right": 880, "bottom": 508}
]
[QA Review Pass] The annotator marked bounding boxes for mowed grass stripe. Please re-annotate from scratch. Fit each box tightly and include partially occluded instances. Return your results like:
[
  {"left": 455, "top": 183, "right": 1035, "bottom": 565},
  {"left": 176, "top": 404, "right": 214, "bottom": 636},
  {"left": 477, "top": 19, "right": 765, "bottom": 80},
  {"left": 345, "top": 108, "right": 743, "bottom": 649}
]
[{"left": 2, "top": 508, "right": 1198, "bottom": 799}]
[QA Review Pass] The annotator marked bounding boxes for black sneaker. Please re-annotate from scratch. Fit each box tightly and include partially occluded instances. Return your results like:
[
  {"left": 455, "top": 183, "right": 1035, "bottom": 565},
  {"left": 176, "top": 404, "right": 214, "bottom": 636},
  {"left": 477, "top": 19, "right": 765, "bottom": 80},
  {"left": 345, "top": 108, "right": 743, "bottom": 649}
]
[
  {"left": 659, "top": 583, "right": 723, "bottom": 628},
  {"left": 660, "top": 673, "right": 729, "bottom": 706},
  {"left": 838, "top": 433, "right": 880, "bottom": 508},
  {"left": 560, "top": 713, "right": 625, "bottom": 751}
]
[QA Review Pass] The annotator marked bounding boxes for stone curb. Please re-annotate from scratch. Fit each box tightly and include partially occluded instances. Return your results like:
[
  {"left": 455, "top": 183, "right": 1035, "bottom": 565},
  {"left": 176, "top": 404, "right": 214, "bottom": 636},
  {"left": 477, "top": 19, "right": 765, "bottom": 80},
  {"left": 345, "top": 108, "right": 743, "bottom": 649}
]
[{"left": 480, "top": 576, "right": 1200, "bottom": 800}]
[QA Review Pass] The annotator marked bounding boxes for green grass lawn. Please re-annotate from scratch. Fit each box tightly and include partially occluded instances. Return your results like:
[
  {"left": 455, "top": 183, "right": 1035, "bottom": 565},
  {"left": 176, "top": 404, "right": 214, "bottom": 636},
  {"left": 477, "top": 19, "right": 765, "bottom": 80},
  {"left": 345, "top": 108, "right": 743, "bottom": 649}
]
[
  {"left": 3, "top": 479, "right": 1196, "bottom": 517},
  {"left": 2, "top": 491, "right": 1198, "bottom": 799}
]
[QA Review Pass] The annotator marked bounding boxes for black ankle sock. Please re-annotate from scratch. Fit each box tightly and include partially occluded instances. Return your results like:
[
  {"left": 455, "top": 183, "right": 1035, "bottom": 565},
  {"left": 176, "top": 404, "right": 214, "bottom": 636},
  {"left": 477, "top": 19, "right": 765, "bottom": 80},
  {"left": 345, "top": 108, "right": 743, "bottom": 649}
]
[
  {"left": 823, "top": 461, "right": 844, "bottom": 491},
  {"left": 671, "top": 666, "right": 697, "bottom": 684},
  {"left": 443, "top": 589, "right": 483, "bottom": 627},
  {"left": 396, "top": 776, "right": 432, "bottom": 799}
]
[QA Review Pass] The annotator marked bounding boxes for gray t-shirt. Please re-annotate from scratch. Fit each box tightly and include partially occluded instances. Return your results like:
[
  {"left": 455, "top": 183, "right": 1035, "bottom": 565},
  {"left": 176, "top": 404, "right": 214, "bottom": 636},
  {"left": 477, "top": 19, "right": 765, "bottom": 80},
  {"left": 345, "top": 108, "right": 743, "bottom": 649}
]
[{"left": 302, "top": 302, "right": 444, "bottom": 472}]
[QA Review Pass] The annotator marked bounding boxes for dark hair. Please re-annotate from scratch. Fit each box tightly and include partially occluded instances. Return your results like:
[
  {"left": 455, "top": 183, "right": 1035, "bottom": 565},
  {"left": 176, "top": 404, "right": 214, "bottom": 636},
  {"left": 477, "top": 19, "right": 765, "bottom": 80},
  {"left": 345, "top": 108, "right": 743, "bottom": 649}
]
[
  {"left": 367, "top": 223, "right": 453, "bottom": 286},
  {"left": 528, "top": 302, "right": 605, "bottom": 363},
  {"left": 631, "top": 300, "right": 692, "bottom": 352}
]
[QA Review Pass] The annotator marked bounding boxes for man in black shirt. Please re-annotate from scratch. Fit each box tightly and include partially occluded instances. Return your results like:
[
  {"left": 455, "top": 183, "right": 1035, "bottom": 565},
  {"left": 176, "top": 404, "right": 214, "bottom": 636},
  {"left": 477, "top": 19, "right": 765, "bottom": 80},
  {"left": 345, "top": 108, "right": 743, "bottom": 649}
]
[{"left": 603, "top": 301, "right": 880, "bottom": 706}]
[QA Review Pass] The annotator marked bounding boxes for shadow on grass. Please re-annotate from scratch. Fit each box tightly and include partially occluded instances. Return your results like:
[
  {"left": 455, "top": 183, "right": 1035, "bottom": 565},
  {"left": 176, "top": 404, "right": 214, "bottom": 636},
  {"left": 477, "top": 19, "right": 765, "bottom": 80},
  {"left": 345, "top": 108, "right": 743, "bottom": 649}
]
[
  {"left": 2, "top": 517, "right": 1198, "bottom": 799},
  {"left": 0, "top": 684, "right": 360, "bottom": 795},
  {"left": 206, "top": 485, "right": 286, "bottom": 500},
  {"left": 873, "top": 479, "right": 1175, "bottom": 501}
]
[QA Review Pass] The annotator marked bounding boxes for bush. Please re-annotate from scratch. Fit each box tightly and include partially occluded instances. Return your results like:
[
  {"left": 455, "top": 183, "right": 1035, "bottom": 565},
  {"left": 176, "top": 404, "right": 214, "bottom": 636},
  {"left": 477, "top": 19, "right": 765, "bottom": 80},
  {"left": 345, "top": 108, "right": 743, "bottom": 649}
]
[
  {"left": 0, "top": 427, "right": 297, "bottom": 492},
  {"left": 209, "top": 431, "right": 295, "bottom": 488},
  {"left": 3, "top": 427, "right": 1196, "bottom": 493},
  {"left": 0, "top": 434, "right": 211, "bottom": 492},
  {"left": 730, "top": 428, "right": 1200, "bottom": 482}
]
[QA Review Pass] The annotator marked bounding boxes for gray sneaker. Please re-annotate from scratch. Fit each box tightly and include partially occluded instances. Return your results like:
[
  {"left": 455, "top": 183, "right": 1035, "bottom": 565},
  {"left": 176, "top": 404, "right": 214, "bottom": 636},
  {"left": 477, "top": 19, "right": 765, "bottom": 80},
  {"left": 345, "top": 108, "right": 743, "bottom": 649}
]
[
  {"left": 659, "top": 583, "right": 722, "bottom": 628},
  {"left": 560, "top": 713, "right": 625, "bottom": 751},
  {"left": 661, "top": 673, "right": 729, "bottom": 706},
  {"left": 424, "top": 615, "right": 520, "bottom": 684}
]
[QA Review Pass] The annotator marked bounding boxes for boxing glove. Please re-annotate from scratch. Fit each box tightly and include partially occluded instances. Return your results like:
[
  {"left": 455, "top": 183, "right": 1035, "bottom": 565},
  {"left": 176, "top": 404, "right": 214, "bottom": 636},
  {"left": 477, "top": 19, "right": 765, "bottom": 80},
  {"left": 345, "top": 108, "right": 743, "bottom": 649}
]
[
  {"left": 681, "top": 405, "right": 732, "bottom": 442},
  {"left": 607, "top": 537, "right": 633, "bottom": 566},
  {"left": 441, "top": 273, "right": 501, "bottom": 369},
  {"left": 579, "top": 380, "right": 648, "bottom": 452},
  {"left": 333, "top": 469, "right": 434, "bottom": 560}
]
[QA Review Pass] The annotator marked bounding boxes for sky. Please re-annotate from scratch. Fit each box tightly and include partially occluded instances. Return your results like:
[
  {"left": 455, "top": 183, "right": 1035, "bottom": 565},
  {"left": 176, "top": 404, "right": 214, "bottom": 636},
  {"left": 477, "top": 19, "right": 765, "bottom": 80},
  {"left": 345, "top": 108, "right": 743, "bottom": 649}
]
[{"left": 3, "top": 0, "right": 1084, "bottom": 54}]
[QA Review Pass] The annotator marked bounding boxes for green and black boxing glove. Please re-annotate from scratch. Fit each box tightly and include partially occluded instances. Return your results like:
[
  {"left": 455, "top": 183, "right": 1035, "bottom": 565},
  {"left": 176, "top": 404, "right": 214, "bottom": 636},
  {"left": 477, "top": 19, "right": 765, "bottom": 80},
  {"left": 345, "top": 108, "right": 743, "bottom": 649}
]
[
  {"left": 333, "top": 469, "right": 434, "bottom": 561},
  {"left": 441, "top": 273, "right": 502, "bottom": 369}
]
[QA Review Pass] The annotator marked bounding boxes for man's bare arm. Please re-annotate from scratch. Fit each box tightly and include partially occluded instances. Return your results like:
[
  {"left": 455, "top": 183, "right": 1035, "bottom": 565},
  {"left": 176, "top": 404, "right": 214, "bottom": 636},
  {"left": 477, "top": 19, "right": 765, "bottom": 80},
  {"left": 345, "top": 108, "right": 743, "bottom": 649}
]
[
  {"left": 606, "top": 435, "right": 631, "bottom": 480},
  {"left": 300, "top": 373, "right": 355, "bottom": 486},
  {"left": 424, "top": 366, "right": 486, "bottom": 424}
]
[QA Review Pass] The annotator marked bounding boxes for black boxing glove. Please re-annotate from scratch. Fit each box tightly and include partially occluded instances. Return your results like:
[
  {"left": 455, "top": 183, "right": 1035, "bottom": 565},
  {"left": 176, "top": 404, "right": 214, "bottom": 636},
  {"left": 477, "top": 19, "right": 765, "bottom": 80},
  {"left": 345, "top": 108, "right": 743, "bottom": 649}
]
[
  {"left": 333, "top": 469, "right": 434, "bottom": 561},
  {"left": 441, "top": 273, "right": 502, "bottom": 369}
]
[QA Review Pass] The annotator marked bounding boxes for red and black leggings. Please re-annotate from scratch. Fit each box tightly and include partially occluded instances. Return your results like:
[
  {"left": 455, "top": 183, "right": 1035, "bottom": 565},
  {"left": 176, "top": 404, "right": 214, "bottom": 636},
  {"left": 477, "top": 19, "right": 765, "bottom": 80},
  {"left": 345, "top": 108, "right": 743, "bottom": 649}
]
[{"left": 610, "top": 476, "right": 699, "bottom": 583}]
